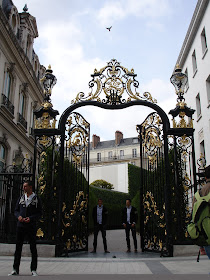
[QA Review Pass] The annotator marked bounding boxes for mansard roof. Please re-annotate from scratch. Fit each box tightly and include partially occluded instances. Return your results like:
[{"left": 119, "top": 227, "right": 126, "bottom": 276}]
[{"left": 90, "top": 137, "right": 139, "bottom": 150}]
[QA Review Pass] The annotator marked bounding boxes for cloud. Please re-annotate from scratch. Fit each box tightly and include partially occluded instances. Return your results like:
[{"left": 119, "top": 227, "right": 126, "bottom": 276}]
[
  {"left": 14, "top": 1, "right": 176, "bottom": 141},
  {"left": 37, "top": 20, "right": 176, "bottom": 141},
  {"left": 141, "top": 78, "right": 174, "bottom": 103},
  {"left": 97, "top": 0, "right": 171, "bottom": 26}
]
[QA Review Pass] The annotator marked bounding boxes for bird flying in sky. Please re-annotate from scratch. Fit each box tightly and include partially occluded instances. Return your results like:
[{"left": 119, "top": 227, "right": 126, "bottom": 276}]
[{"left": 106, "top": 26, "right": 112, "bottom": 32}]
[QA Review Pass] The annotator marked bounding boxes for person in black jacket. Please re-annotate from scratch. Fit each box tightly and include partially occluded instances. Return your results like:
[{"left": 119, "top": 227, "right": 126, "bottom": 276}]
[
  {"left": 91, "top": 198, "right": 110, "bottom": 253},
  {"left": 122, "top": 198, "right": 138, "bottom": 252},
  {"left": 8, "top": 181, "right": 42, "bottom": 276}
]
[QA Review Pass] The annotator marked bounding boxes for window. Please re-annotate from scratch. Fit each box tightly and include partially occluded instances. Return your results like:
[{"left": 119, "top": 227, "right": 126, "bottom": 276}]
[
  {"left": 108, "top": 151, "right": 112, "bottom": 159},
  {"left": 30, "top": 103, "right": 34, "bottom": 128},
  {"left": 132, "top": 148, "right": 137, "bottom": 158},
  {"left": 206, "top": 75, "right": 210, "bottom": 103},
  {"left": 97, "top": 153, "right": 101, "bottom": 162},
  {"left": 192, "top": 50, "right": 197, "bottom": 74},
  {"left": 0, "top": 144, "right": 6, "bottom": 168},
  {"left": 11, "top": 14, "right": 17, "bottom": 33},
  {"left": 3, "top": 71, "right": 12, "bottom": 98},
  {"left": 120, "top": 150, "right": 124, "bottom": 159},
  {"left": 26, "top": 39, "right": 29, "bottom": 56},
  {"left": 200, "top": 140, "right": 205, "bottom": 159},
  {"left": 132, "top": 138, "right": 138, "bottom": 144},
  {"left": 19, "top": 92, "right": 25, "bottom": 116},
  {"left": 185, "top": 68, "right": 189, "bottom": 90},
  {"left": 201, "top": 27, "right": 208, "bottom": 55},
  {"left": 196, "top": 93, "right": 201, "bottom": 118}
]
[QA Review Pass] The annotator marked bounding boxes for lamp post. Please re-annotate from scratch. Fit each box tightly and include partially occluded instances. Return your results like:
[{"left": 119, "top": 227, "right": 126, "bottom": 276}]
[
  {"left": 34, "top": 65, "right": 59, "bottom": 130},
  {"left": 170, "top": 65, "right": 188, "bottom": 103},
  {"left": 169, "top": 65, "right": 195, "bottom": 129},
  {"left": 41, "top": 65, "right": 57, "bottom": 98},
  {"left": 33, "top": 65, "right": 59, "bottom": 245}
]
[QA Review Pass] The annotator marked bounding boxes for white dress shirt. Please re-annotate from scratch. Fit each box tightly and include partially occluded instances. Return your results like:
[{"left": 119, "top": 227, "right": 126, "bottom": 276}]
[
  {"left": 25, "top": 192, "right": 35, "bottom": 207},
  {"left": 126, "top": 206, "right": 132, "bottom": 224},
  {"left": 97, "top": 205, "right": 103, "bottom": 224}
]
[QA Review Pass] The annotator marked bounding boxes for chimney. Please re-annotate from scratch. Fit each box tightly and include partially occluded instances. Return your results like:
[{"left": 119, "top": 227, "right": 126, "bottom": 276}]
[
  {"left": 115, "top": 131, "right": 123, "bottom": 146},
  {"left": 92, "top": 134, "right": 100, "bottom": 149}
]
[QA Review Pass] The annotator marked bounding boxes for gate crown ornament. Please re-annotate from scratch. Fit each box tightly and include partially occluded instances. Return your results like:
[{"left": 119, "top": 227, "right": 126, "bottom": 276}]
[
  {"left": 72, "top": 59, "right": 157, "bottom": 105},
  {"left": 169, "top": 65, "right": 195, "bottom": 128},
  {"left": 34, "top": 65, "right": 59, "bottom": 130}
]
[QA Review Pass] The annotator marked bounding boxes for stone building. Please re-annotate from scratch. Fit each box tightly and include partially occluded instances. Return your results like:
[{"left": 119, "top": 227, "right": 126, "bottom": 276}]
[
  {"left": 174, "top": 0, "right": 210, "bottom": 166},
  {"left": 89, "top": 131, "right": 141, "bottom": 193},
  {"left": 0, "top": 0, "right": 44, "bottom": 169}
]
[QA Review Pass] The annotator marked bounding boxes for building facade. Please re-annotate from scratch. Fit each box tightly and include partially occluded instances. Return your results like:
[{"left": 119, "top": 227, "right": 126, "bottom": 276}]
[
  {"left": 0, "top": 0, "right": 44, "bottom": 169},
  {"left": 89, "top": 131, "right": 141, "bottom": 193},
  {"left": 174, "top": 0, "right": 210, "bottom": 167}
]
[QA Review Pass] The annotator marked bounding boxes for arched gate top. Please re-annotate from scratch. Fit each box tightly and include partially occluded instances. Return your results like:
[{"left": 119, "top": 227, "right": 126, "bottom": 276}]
[{"left": 58, "top": 59, "right": 171, "bottom": 133}]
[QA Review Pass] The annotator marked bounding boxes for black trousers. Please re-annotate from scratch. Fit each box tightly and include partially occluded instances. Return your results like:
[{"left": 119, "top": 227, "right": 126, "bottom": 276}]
[
  {"left": 13, "top": 226, "right": 37, "bottom": 273},
  {"left": 125, "top": 223, "right": 137, "bottom": 249},
  {"left": 93, "top": 224, "right": 107, "bottom": 251}
]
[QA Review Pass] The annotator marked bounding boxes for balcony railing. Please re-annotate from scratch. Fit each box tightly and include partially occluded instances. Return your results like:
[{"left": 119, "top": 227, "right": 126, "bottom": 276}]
[
  {"left": 18, "top": 113, "right": 27, "bottom": 130},
  {"left": 90, "top": 154, "right": 139, "bottom": 164},
  {"left": 1, "top": 93, "right": 14, "bottom": 115}
]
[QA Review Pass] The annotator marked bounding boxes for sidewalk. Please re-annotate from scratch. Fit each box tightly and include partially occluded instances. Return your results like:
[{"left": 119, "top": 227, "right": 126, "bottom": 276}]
[
  {"left": 0, "top": 254, "right": 209, "bottom": 276},
  {"left": 0, "top": 229, "right": 209, "bottom": 277}
]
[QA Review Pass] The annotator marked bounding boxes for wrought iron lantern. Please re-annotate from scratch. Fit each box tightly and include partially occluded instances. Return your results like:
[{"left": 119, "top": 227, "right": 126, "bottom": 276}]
[
  {"left": 170, "top": 65, "right": 188, "bottom": 102},
  {"left": 34, "top": 65, "right": 59, "bottom": 131},
  {"left": 169, "top": 65, "right": 195, "bottom": 128},
  {"left": 41, "top": 65, "right": 57, "bottom": 96}
]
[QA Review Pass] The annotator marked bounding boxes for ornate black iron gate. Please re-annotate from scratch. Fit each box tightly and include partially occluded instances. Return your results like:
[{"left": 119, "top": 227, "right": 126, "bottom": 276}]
[
  {"left": 137, "top": 112, "right": 170, "bottom": 256},
  {"left": 33, "top": 60, "right": 197, "bottom": 257},
  {"left": 0, "top": 158, "right": 32, "bottom": 243},
  {"left": 34, "top": 107, "right": 90, "bottom": 255}
]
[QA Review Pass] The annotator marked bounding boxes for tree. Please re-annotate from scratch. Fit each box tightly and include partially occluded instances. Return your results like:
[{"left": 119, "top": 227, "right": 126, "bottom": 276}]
[{"left": 90, "top": 179, "right": 114, "bottom": 190}]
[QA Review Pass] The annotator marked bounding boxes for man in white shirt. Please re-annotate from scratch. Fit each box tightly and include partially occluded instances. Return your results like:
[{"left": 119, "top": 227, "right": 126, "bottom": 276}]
[
  {"left": 91, "top": 198, "right": 110, "bottom": 253},
  {"left": 9, "top": 181, "right": 42, "bottom": 276},
  {"left": 122, "top": 198, "right": 138, "bottom": 252}
]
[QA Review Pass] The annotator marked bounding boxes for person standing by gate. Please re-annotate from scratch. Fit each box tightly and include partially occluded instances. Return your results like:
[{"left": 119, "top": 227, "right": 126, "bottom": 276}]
[
  {"left": 192, "top": 165, "right": 210, "bottom": 259},
  {"left": 122, "top": 198, "right": 138, "bottom": 252},
  {"left": 8, "top": 181, "right": 42, "bottom": 276},
  {"left": 91, "top": 198, "right": 110, "bottom": 253}
]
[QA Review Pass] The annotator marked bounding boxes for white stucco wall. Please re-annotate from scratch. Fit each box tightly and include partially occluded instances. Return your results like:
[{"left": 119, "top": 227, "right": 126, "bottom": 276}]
[
  {"left": 89, "top": 162, "right": 129, "bottom": 193},
  {"left": 179, "top": 1, "right": 210, "bottom": 166}
]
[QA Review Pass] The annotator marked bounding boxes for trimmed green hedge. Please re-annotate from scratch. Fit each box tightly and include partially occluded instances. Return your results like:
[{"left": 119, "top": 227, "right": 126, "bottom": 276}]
[
  {"left": 131, "top": 191, "right": 140, "bottom": 232},
  {"left": 89, "top": 186, "right": 129, "bottom": 230},
  {"left": 128, "top": 164, "right": 141, "bottom": 199}
]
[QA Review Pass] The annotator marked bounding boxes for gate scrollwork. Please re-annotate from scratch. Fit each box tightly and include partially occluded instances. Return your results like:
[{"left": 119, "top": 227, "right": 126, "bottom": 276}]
[
  {"left": 72, "top": 59, "right": 157, "bottom": 105},
  {"left": 66, "top": 113, "right": 90, "bottom": 164},
  {"left": 138, "top": 112, "right": 163, "bottom": 166}
]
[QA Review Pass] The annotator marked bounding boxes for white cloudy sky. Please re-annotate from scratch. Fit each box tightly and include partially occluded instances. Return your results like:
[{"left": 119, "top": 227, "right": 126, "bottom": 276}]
[{"left": 15, "top": 0, "right": 197, "bottom": 141}]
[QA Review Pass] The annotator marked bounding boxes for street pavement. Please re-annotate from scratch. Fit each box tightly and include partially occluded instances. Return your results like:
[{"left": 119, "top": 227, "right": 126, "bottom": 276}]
[{"left": 0, "top": 230, "right": 209, "bottom": 278}]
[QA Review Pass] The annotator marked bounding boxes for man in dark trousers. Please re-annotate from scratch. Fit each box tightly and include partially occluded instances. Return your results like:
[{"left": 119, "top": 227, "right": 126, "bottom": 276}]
[
  {"left": 122, "top": 198, "right": 138, "bottom": 252},
  {"left": 91, "top": 198, "right": 110, "bottom": 253},
  {"left": 8, "top": 181, "right": 42, "bottom": 276}
]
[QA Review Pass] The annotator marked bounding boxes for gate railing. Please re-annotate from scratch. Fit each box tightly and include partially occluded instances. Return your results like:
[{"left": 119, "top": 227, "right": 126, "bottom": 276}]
[{"left": 0, "top": 158, "right": 33, "bottom": 243}]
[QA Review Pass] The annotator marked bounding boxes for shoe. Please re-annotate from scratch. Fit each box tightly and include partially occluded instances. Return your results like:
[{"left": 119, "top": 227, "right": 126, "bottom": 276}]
[
  {"left": 31, "top": 271, "right": 38, "bottom": 276},
  {"left": 104, "top": 250, "right": 110, "bottom": 253},
  {"left": 200, "top": 248, "right": 206, "bottom": 255},
  {"left": 126, "top": 249, "right": 131, "bottom": 252},
  {"left": 8, "top": 270, "right": 18, "bottom": 276},
  {"left": 90, "top": 250, "right": 96, "bottom": 253}
]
